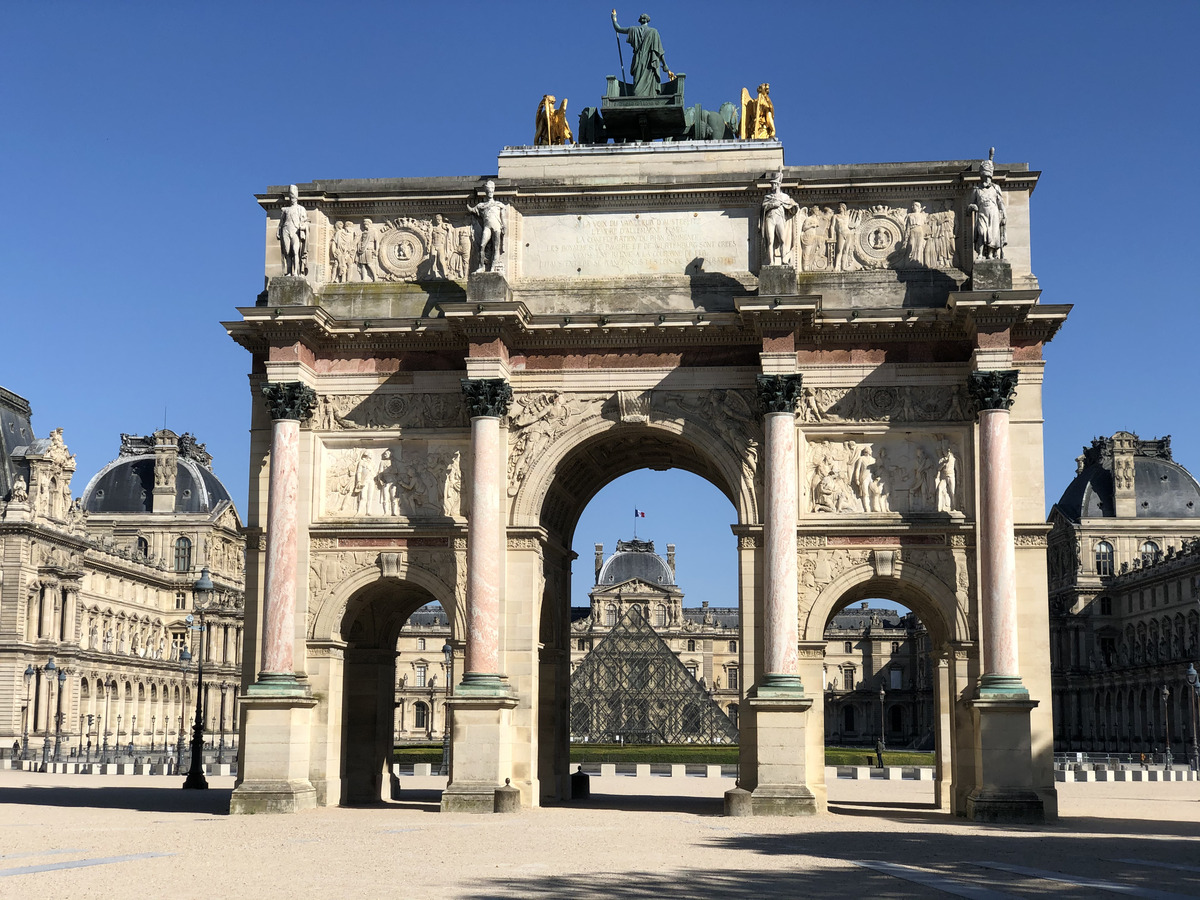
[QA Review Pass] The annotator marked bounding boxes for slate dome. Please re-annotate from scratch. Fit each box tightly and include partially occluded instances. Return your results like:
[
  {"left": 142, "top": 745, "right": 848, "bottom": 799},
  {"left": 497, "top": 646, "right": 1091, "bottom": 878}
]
[
  {"left": 597, "top": 539, "right": 674, "bottom": 587},
  {"left": 1054, "top": 436, "right": 1200, "bottom": 521},
  {"left": 81, "top": 432, "right": 234, "bottom": 515}
]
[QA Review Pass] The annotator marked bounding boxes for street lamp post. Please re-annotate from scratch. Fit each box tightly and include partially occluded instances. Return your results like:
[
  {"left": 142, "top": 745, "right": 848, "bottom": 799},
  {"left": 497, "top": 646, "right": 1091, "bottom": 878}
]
[
  {"left": 1187, "top": 664, "right": 1199, "bottom": 771},
  {"left": 879, "top": 685, "right": 887, "bottom": 750},
  {"left": 217, "top": 683, "right": 228, "bottom": 765},
  {"left": 85, "top": 715, "right": 94, "bottom": 764},
  {"left": 426, "top": 682, "right": 435, "bottom": 741},
  {"left": 175, "top": 714, "right": 185, "bottom": 772},
  {"left": 440, "top": 641, "right": 454, "bottom": 776},
  {"left": 21, "top": 665, "right": 33, "bottom": 762},
  {"left": 101, "top": 677, "right": 114, "bottom": 765},
  {"left": 182, "top": 567, "right": 214, "bottom": 790},
  {"left": 150, "top": 715, "right": 156, "bottom": 753},
  {"left": 41, "top": 658, "right": 57, "bottom": 769},
  {"left": 53, "top": 666, "right": 66, "bottom": 763},
  {"left": 1162, "top": 684, "right": 1173, "bottom": 769}
]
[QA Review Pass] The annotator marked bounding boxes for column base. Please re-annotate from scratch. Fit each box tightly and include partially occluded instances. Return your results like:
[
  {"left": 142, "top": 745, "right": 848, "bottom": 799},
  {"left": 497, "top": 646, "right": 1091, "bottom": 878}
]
[
  {"left": 966, "top": 788, "right": 1044, "bottom": 824},
  {"left": 755, "top": 674, "right": 806, "bottom": 699},
  {"left": 441, "top": 782, "right": 503, "bottom": 813},
  {"left": 977, "top": 674, "right": 1029, "bottom": 698},
  {"left": 229, "top": 780, "right": 317, "bottom": 815},
  {"left": 455, "top": 673, "right": 513, "bottom": 698},
  {"left": 749, "top": 784, "right": 819, "bottom": 817},
  {"left": 244, "top": 673, "right": 312, "bottom": 699}
]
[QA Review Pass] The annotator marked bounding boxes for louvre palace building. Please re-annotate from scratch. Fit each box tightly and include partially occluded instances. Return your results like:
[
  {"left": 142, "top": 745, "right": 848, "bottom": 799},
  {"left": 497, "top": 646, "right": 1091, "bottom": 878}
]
[
  {"left": 0, "top": 386, "right": 245, "bottom": 762},
  {"left": 1047, "top": 432, "right": 1200, "bottom": 757}
]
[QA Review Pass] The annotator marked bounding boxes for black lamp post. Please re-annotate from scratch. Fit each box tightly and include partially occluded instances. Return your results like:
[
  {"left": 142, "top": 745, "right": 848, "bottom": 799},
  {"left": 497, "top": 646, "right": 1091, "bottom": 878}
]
[
  {"left": 1187, "top": 664, "right": 1199, "bottom": 771},
  {"left": 100, "top": 677, "right": 115, "bottom": 764},
  {"left": 217, "top": 683, "right": 228, "bottom": 765},
  {"left": 182, "top": 567, "right": 214, "bottom": 789},
  {"left": 21, "top": 664, "right": 33, "bottom": 762},
  {"left": 879, "top": 685, "right": 887, "bottom": 750},
  {"left": 1162, "top": 684, "right": 1173, "bottom": 768},
  {"left": 40, "top": 658, "right": 57, "bottom": 769},
  {"left": 53, "top": 665, "right": 66, "bottom": 763},
  {"left": 440, "top": 640, "right": 454, "bottom": 776}
]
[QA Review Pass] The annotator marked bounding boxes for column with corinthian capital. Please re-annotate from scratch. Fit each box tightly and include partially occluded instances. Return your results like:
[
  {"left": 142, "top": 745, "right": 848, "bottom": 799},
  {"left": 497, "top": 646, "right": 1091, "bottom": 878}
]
[
  {"left": 442, "top": 377, "right": 519, "bottom": 814},
  {"left": 231, "top": 380, "right": 319, "bottom": 815},
  {"left": 734, "top": 373, "right": 817, "bottom": 817},
  {"left": 965, "top": 369, "right": 1044, "bottom": 824}
]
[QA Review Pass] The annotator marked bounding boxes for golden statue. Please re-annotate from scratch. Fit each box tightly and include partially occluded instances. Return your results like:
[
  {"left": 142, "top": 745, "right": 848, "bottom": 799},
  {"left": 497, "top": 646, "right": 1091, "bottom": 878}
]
[
  {"left": 535, "top": 95, "right": 573, "bottom": 146},
  {"left": 738, "top": 83, "right": 776, "bottom": 141}
]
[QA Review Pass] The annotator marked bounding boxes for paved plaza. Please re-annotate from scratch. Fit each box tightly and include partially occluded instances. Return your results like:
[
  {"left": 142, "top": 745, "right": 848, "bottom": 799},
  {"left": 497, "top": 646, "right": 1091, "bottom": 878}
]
[{"left": 2, "top": 771, "right": 1199, "bottom": 898}]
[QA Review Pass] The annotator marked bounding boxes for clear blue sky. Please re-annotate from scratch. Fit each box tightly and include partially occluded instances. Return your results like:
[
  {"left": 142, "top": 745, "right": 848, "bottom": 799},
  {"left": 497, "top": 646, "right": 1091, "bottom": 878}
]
[{"left": 4, "top": 2, "right": 1197, "bottom": 611}]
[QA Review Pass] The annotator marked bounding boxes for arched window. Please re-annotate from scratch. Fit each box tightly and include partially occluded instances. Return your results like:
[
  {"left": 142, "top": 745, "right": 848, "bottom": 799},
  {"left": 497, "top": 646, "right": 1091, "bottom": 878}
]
[
  {"left": 843, "top": 705, "right": 855, "bottom": 732},
  {"left": 1142, "top": 540, "right": 1160, "bottom": 559},
  {"left": 890, "top": 641, "right": 900, "bottom": 655},
  {"left": 655, "top": 605, "right": 666, "bottom": 627},
  {"left": 843, "top": 641, "right": 853, "bottom": 654},
  {"left": 414, "top": 702, "right": 428, "bottom": 730},
  {"left": 728, "top": 640, "right": 737, "bottom": 653},
  {"left": 416, "top": 638, "right": 425, "bottom": 651},
  {"left": 174, "top": 537, "right": 192, "bottom": 573},
  {"left": 577, "top": 638, "right": 587, "bottom": 651},
  {"left": 136, "top": 537, "right": 149, "bottom": 558},
  {"left": 605, "top": 605, "right": 617, "bottom": 627},
  {"left": 727, "top": 667, "right": 739, "bottom": 690},
  {"left": 686, "top": 639, "right": 695, "bottom": 652},
  {"left": 1095, "top": 541, "right": 1114, "bottom": 577}
]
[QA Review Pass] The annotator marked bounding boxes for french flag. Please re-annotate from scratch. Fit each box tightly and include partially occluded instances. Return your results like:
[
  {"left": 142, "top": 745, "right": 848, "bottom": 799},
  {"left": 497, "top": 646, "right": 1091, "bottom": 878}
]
[{"left": 634, "top": 508, "right": 646, "bottom": 517}]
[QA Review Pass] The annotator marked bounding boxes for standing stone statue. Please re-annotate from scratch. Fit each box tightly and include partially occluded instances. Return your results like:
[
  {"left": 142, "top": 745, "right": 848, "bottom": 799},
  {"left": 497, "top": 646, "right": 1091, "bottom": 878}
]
[
  {"left": 967, "top": 148, "right": 1006, "bottom": 260},
  {"left": 760, "top": 170, "right": 798, "bottom": 267},
  {"left": 278, "top": 184, "right": 309, "bottom": 276},
  {"left": 357, "top": 219, "right": 379, "bottom": 282},
  {"left": 467, "top": 180, "right": 507, "bottom": 274},
  {"left": 611, "top": 10, "right": 674, "bottom": 98}
]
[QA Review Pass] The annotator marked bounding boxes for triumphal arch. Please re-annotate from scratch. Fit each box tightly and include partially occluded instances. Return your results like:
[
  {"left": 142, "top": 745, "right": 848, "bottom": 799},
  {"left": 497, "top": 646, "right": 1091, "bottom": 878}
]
[{"left": 225, "top": 132, "right": 1068, "bottom": 822}]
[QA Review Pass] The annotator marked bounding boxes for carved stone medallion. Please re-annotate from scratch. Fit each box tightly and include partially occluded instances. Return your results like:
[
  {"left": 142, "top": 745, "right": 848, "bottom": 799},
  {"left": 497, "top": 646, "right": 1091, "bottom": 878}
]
[{"left": 378, "top": 226, "right": 428, "bottom": 281}]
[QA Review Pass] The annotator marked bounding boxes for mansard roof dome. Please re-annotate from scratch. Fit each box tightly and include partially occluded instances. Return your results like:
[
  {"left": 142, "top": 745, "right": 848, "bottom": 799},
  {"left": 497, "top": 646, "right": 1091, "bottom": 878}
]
[
  {"left": 1054, "top": 434, "right": 1200, "bottom": 521},
  {"left": 81, "top": 431, "right": 234, "bottom": 516},
  {"left": 597, "top": 538, "right": 674, "bottom": 588}
]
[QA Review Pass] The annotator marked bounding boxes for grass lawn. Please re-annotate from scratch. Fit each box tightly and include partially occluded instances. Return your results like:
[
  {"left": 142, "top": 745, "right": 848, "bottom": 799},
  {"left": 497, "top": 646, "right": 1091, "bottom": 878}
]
[{"left": 394, "top": 743, "right": 935, "bottom": 767}]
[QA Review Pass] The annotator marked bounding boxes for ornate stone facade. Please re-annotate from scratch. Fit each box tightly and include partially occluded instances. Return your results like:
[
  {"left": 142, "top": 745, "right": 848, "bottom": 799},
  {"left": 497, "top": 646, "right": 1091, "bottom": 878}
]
[
  {"left": 230, "top": 140, "right": 1065, "bottom": 820},
  {"left": 1047, "top": 432, "right": 1200, "bottom": 759},
  {"left": 0, "top": 388, "right": 245, "bottom": 763}
]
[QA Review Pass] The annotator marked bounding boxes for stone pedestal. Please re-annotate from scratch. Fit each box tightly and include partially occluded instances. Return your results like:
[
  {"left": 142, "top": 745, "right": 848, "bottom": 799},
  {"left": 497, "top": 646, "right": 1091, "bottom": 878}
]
[
  {"left": 229, "top": 694, "right": 318, "bottom": 814},
  {"left": 758, "top": 265, "right": 797, "bottom": 297},
  {"left": 971, "top": 259, "right": 1012, "bottom": 291},
  {"left": 265, "top": 275, "right": 315, "bottom": 307},
  {"left": 441, "top": 695, "right": 519, "bottom": 813},
  {"left": 966, "top": 696, "right": 1044, "bottom": 824},
  {"left": 746, "top": 695, "right": 818, "bottom": 816},
  {"left": 466, "top": 272, "right": 512, "bottom": 303}
]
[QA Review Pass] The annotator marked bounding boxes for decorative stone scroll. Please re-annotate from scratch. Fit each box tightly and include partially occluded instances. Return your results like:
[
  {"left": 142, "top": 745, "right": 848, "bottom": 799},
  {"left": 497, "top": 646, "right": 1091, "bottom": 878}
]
[
  {"left": 262, "top": 382, "right": 317, "bottom": 422},
  {"left": 968, "top": 370, "right": 1019, "bottom": 412},
  {"left": 806, "top": 435, "right": 964, "bottom": 516},
  {"left": 798, "top": 383, "right": 970, "bottom": 424},
  {"left": 795, "top": 201, "right": 958, "bottom": 273},
  {"left": 321, "top": 443, "right": 466, "bottom": 519}
]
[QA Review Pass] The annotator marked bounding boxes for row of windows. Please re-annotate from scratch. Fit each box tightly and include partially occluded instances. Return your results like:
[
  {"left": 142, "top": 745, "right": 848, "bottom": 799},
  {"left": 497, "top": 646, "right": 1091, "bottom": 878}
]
[
  {"left": 841, "top": 641, "right": 903, "bottom": 654},
  {"left": 132, "top": 536, "right": 196, "bottom": 573},
  {"left": 1095, "top": 540, "right": 1161, "bottom": 577}
]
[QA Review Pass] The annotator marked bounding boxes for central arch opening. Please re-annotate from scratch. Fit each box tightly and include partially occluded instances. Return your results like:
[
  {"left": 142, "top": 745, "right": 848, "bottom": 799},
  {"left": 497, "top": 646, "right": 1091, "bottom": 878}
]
[{"left": 526, "top": 423, "right": 749, "bottom": 807}]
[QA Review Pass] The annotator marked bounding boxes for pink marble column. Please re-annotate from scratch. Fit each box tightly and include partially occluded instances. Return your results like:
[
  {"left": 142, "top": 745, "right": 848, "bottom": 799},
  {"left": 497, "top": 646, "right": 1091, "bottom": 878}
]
[
  {"left": 459, "top": 378, "right": 512, "bottom": 694},
  {"left": 257, "top": 382, "right": 316, "bottom": 686},
  {"left": 756, "top": 374, "right": 803, "bottom": 694},
  {"left": 969, "top": 370, "right": 1026, "bottom": 695},
  {"left": 764, "top": 411, "right": 799, "bottom": 679},
  {"left": 465, "top": 415, "right": 501, "bottom": 677}
]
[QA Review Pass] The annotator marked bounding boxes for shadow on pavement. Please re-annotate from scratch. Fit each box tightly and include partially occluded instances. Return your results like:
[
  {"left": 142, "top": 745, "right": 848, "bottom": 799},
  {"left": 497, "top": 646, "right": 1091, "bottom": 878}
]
[
  {"left": 0, "top": 785, "right": 232, "bottom": 815},
  {"left": 555, "top": 793, "right": 725, "bottom": 816}
]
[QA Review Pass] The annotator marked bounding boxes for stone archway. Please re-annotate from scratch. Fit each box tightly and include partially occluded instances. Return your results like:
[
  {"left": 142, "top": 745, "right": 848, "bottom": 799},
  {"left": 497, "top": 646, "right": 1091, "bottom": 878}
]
[
  {"left": 801, "top": 562, "right": 973, "bottom": 812},
  {"left": 510, "top": 418, "right": 750, "bottom": 805}
]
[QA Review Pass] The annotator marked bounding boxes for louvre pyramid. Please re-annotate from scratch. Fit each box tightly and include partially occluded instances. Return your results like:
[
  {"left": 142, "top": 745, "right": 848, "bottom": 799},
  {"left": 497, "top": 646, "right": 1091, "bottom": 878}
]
[{"left": 570, "top": 606, "right": 739, "bottom": 744}]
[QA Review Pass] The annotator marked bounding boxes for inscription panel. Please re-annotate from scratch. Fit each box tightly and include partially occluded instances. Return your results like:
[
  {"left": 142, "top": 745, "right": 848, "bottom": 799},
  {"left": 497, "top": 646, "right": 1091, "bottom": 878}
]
[{"left": 520, "top": 210, "right": 751, "bottom": 278}]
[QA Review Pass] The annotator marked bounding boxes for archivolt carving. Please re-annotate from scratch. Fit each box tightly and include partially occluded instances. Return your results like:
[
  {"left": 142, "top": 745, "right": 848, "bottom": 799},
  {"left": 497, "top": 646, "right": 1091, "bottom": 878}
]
[
  {"left": 311, "top": 392, "right": 467, "bottom": 432},
  {"left": 656, "top": 389, "right": 762, "bottom": 490},
  {"left": 798, "top": 384, "right": 969, "bottom": 424},
  {"left": 506, "top": 392, "right": 605, "bottom": 498}
]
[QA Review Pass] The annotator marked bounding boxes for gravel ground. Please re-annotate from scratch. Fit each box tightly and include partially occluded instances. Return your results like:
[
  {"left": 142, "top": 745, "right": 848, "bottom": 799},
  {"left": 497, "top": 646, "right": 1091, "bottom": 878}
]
[{"left": 2, "top": 769, "right": 1199, "bottom": 898}]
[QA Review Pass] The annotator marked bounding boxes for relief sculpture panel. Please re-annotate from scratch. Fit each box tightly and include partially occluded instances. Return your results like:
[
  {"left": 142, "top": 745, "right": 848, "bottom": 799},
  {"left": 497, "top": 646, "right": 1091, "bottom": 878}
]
[
  {"left": 325, "top": 215, "right": 474, "bottom": 284},
  {"left": 794, "top": 201, "right": 958, "bottom": 273},
  {"left": 805, "top": 434, "right": 966, "bottom": 517},
  {"left": 320, "top": 442, "right": 468, "bottom": 519},
  {"left": 798, "top": 384, "right": 969, "bottom": 424},
  {"left": 312, "top": 392, "right": 468, "bottom": 432},
  {"left": 507, "top": 392, "right": 606, "bottom": 498}
]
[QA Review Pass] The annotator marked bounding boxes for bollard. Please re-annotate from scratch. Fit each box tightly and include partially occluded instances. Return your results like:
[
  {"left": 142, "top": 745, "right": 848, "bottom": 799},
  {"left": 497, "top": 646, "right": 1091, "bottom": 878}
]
[
  {"left": 570, "top": 765, "right": 591, "bottom": 800},
  {"left": 724, "top": 785, "right": 753, "bottom": 817},
  {"left": 494, "top": 778, "right": 521, "bottom": 813}
]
